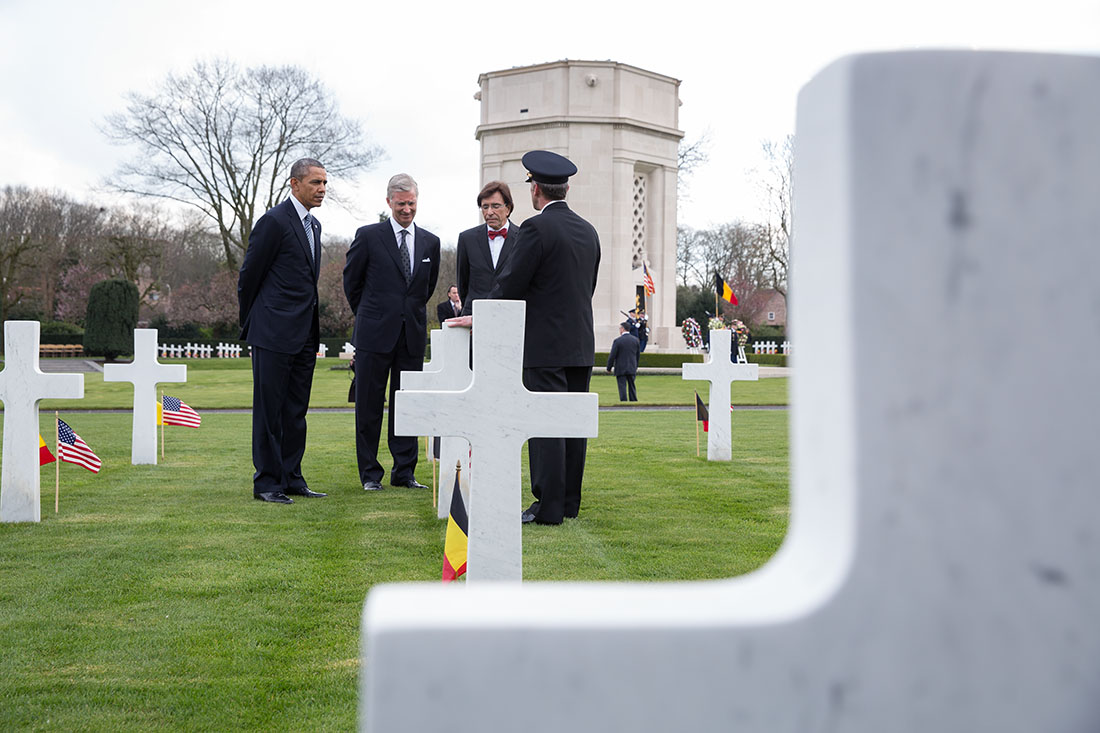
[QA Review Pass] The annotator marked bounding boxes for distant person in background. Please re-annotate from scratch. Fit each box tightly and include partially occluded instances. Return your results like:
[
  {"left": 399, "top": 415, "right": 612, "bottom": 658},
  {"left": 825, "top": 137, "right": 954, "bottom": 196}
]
[
  {"left": 436, "top": 284, "right": 461, "bottom": 323},
  {"left": 606, "top": 322, "right": 640, "bottom": 402},
  {"left": 456, "top": 180, "right": 518, "bottom": 316},
  {"left": 636, "top": 309, "right": 649, "bottom": 352}
]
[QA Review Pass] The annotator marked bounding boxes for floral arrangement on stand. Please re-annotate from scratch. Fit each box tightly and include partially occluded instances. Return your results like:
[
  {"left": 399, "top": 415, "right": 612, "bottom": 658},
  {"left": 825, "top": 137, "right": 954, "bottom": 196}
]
[
  {"left": 730, "top": 319, "right": 750, "bottom": 348},
  {"left": 707, "top": 316, "right": 726, "bottom": 332},
  {"left": 730, "top": 318, "right": 750, "bottom": 363},
  {"left": 680, "top": 318, "right": 703, "bottom": 350}
]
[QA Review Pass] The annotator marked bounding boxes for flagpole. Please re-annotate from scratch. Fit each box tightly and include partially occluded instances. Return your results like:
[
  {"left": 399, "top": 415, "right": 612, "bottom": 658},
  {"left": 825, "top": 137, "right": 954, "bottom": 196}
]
[
  {"left": 694, "top": 397, "right": 700, "bottom": 457},
  {"left": 159, "top": 390, "right": 164, "bottom": 458},
  {"left": 55, "top": 411, "right": 61, "bottom": 513},
  {"left": 428, "top": 436, "right": 437, "bottom": 509},
  {"left": 455, "top": 459, "right": 462, "bottom": 509}
]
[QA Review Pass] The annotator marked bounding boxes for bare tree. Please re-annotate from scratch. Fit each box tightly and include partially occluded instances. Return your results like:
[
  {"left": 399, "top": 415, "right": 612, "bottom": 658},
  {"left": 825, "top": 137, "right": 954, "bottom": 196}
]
[
  {"left": 317, "top": 236, "right": 352, "bottom": 337},
  {"left": 55, "top": 262, "right": 103, "bottom": 325},
  {"left": 677, "top": 221, "right": 768, "bottom": 291},
  {"left": 0, "top": 188, "right": 64, "bottom": 321},
  {"left": 98, "top": 206, "right": 171, "bottom": 303},
  {"left": 104, "top": 59, "right": 383, "bottom": 269},
  {"left": 677, "top": 131, "right": 711, "bottom": 206},
  {"left": 169, "top": 269, "right": 239, "bottom": 335},
  {"left": 759, "top": 135, "right": 793, "bottom": 297}
]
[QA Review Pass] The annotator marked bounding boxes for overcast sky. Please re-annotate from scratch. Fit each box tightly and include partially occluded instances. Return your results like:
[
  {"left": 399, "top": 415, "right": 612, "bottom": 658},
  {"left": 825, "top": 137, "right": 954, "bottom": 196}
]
[{"left": 2, "top": 0, "right": 1097, "bottom": 246}]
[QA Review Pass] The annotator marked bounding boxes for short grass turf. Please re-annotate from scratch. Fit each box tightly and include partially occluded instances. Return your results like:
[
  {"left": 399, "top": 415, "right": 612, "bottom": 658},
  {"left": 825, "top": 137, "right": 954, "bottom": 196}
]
[
  {"left": 1, "top": 408, "right": 788, "bottom": 731},
  {"left": 30, "top": 356, "right": 788, "bottom": 410}
]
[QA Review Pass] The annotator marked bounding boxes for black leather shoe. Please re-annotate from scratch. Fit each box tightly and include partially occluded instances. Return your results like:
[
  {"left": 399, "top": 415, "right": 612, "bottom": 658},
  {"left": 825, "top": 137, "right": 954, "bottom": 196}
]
[
  {"left": 363, "top": 480, "right": 384, "bottom": 491},
  {"left": 286, "top": 486, "right": 327, "bottom": 498},
  {"left": 255, "top": 492, "right": 293, "bottom": 504},
  {"left": 521, "top": 510, "right": 538, "bottom": 523},
  {"left": 391, "top": 478, "right": 429, "bottom": 489}
]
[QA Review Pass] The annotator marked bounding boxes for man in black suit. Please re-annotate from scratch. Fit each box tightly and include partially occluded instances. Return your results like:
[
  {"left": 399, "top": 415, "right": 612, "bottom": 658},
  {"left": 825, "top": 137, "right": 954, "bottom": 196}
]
[
  {"left": 436, "top": 285, "right": 461, "bottom": 323},
  {"left": 343, "top": 174, "right": 440, "bottom": 491},
  {"left": 490, "top": 150, "right": 601, "bottom": 525},
  {"left": 456, "top": 180, "right": 518, "bottom": 316},
  {"left": 237, "top": 158, "right": 328, "bottom": 504},
  {"left": 606, "top": 322, "right": 640, "bottom": 401}
]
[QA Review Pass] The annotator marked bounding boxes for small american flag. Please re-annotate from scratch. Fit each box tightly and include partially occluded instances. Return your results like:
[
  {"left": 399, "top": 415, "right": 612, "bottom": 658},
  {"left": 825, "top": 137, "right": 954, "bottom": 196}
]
[
  {"left": 161, "top": 395, "right": 201, "bottom": 428},
  {"left": 57, "top": 418, "right": 102, "bottom": 473},
  {"left": 642, "top": 262, "right": 655, "bottom": 296}
]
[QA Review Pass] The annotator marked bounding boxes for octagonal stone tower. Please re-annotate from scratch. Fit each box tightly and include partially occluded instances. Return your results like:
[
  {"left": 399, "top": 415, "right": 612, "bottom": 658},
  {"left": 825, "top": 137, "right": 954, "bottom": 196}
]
[{"left": 475, "top": 60, "right": 683, "bottom": 351}]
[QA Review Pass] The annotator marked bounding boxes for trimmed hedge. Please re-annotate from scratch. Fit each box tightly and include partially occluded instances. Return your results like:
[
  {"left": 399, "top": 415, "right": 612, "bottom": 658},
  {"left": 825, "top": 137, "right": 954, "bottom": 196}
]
[{"left": 84, "top": 280, "right": 139, "bottom": 361}]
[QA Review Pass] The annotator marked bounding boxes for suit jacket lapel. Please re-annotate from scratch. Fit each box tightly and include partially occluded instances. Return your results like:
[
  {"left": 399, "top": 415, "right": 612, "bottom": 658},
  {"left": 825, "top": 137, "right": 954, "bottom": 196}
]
[
  {"left": 411, "top": 229, "right": 428, "bottom": 283},
  {"left": 310, "top": 218, "right": 321, "bottom": 280},
  {"left": 382, "top": 224, "right": 406, "bottom": 278},
  {"left": 477, "top": 224, "right": 495, "bottom": 271},
  {"left": 495, "top": 219, "right": 516, "bottom": 274},
  {"left": 284, "top": 200, "right": 315, "bottom": 270}
]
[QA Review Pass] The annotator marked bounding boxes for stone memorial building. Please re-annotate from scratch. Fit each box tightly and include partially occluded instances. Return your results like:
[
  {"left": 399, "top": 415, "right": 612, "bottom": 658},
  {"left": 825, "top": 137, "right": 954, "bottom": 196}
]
[{"left": 474, "top": 59, "right": 682, "bottom": 351}]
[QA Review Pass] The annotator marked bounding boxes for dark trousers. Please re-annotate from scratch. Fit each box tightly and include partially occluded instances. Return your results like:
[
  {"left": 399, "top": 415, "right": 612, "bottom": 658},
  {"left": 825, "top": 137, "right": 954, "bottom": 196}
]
[
  {"left": 616, "top": 373, "right": 637, "bottom": 401},
  {"left": 251, "top": 344, "right": 316, "bottom": 494},
  {"left": 354, "top": 328, "right": 421, "bottom": 484},
  {"left": 523, "top": 365, "right": 592, "bottom": 523}
]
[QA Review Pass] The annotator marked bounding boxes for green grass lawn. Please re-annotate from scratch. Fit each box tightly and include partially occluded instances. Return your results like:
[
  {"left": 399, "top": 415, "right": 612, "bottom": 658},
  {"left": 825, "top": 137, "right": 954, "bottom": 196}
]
[
  {"left": 33, "top": 357, "right": 788, "bottom": 410},
  {"left": 2, "top": 365, "right": 790, "bottom": 731}
]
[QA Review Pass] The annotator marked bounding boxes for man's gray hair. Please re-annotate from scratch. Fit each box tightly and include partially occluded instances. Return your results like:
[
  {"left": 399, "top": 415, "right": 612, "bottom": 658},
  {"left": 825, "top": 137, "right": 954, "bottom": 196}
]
[
  {"left": 538, "top": 181, "right": 568, "bottom": 201},
  {"left": 290, "top": 158, "right": 325, "bottom": 180},
  {"left": 387, "top": 173, "right": 419, "bottom": 198}
]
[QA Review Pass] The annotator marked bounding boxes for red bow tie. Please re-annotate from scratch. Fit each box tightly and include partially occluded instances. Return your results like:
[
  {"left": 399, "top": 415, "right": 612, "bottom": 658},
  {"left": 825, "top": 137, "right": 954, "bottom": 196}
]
[{"left": 488, "top": 228, "right": 506, "bottom": 239}]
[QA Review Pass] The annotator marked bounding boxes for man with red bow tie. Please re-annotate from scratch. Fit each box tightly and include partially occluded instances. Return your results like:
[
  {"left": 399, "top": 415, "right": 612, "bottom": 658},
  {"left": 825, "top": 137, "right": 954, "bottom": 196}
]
[{"left": 455, "top": 181, "right": 519, "bottom": 316}]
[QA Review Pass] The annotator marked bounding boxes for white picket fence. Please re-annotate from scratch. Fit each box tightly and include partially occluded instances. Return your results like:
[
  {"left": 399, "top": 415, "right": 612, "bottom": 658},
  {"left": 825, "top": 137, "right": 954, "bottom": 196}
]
[
  {"left": 157, "top": 342, "right": 333, "bottom": 359},
  {"left": 752, "top": 340, "right": 793, "bottom": 355},
  {"left": 159, "top": 342, "right": 240, "bottom": 359}
]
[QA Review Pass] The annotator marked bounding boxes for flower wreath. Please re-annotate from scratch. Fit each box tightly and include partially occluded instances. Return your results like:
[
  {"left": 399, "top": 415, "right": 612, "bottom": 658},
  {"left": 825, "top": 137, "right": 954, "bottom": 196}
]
[{"left": 680, "top": 317, "right": 703, "bottom": 349}]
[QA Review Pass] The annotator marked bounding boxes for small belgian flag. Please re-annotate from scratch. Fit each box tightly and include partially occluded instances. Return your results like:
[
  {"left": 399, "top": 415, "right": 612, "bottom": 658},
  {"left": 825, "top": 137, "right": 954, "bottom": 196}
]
[{"left": 715, "top": 272, "right": 738, "bottom": 306}]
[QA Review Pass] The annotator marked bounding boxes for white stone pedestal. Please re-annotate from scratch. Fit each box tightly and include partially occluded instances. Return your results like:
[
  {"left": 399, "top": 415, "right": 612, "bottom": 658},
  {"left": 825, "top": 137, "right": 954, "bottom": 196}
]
[{"left": 362, "top": 52, "right": 1100, "bottom": 732}]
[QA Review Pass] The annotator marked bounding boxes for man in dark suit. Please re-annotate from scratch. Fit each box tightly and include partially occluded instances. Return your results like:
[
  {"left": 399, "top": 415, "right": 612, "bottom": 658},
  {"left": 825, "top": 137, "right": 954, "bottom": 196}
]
[
  {"left": 237, "top": 158, "right": 328, "bottom": 504},
  {"left": 606, "top": 322, "right": 640, "bottom": 401},
  {"left": 436, "top": 285, "right": 461, "bottom": 323},
  {"left": 343, "top": 174, "right": 440, "bottom": 491},
  {"left": 456, "top": 180, "right": 518, "bottom": 316},
  {"left": 489, "top": 150, "right": 601, "bottom": 525}
]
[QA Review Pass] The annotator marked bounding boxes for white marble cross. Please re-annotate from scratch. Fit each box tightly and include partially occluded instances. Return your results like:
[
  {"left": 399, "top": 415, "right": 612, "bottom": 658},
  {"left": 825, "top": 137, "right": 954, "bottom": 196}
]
[
  {"left": 400, "top": 326, "right": 473, "bottom": 519},
  {"left": 103, "top": 328, "right": 186, "bottom": 465},
  {"left": 420, "top": 329, "right": 444, "bottom": 374},
  {"left": 0, "top": 321, "right": 84, "bottom": 522},
  {"left": 394, "top": 299, "right": 598, "bottom": 581},
  {"left": 682, "top": 328, "right": 759, "bottom": 460},
  {"left": 360, "top": 52, "right": 1100, "bottom": 732}
]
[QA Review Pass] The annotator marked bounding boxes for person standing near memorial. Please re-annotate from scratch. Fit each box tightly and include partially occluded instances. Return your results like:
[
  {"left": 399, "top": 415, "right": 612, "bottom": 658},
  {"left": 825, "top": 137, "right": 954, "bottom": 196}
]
[
  {"left": 344, "top": 174, "right": 440, "bottom": 492},
  {"left": 489, "top": 150, "right": 601, "bottom": 525},
  {"left": 606, "top": 322, "right": 640, "bottom": 402},
  {"left": 456, "top": 180, "right": 519, "bottom": 316},
  {"left": 436, "top": 284, "right": 461, "bottom": 323},
  {"left": 237, "top": 158, "right": 328, "bottom": 504}
]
